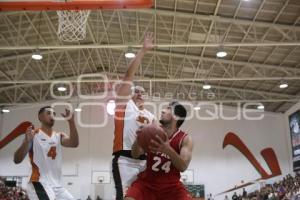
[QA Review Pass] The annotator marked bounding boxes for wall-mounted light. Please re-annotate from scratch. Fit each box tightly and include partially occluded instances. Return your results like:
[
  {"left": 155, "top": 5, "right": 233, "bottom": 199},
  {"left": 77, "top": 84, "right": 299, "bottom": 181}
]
[
  {"left": 1, "top": 108, "right": 10, "bottom": 113},
  {"left": 257, "top": 104, "right": 264, "bottom": 110}
]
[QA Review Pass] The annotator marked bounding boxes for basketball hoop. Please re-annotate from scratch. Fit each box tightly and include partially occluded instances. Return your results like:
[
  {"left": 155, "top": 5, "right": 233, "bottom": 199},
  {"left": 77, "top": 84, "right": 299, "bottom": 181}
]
[{"left": 57, "top": 10, "right": 90, "bottom": 42}]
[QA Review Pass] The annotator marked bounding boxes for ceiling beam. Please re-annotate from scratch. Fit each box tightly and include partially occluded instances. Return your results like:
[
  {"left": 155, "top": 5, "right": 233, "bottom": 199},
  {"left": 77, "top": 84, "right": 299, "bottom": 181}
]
[
  {"left": 2, "top": 8, "right": 299, "bottom": 31},
  {"left": 154, "top": 50, "right": 300, "bottom": 74},
  {"left": 0, "top": 72, "right": 299, "bottom": 99},
  {"left": 0, "top": 98, "right": 298, "bottom": 107},
  {"left": 0, "top": 76, "right": 299, "bottom": 85},
  {"left": 1, "top": 48, "right": 299, "bottom": 74},
  {"left": 1, "top": 42, "right": 299, "bottom": 50},
  {"left": 136, "top": 9, "right": 300, "bottom": 31}
]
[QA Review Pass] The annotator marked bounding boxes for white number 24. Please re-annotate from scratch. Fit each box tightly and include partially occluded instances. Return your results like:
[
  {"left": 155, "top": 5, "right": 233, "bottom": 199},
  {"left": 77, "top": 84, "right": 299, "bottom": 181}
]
[{"left": 151, "top": 156, "right": 171, "bottom": 173}]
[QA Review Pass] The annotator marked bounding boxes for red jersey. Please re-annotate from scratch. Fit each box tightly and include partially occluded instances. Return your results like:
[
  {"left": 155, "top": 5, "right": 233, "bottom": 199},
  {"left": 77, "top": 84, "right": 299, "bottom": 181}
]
[
  {"left": 126, "top": 129, "right": 192, "bottom": 200},
  {"left": 138, "top": 129, "right": 188, "bottom": 185}
]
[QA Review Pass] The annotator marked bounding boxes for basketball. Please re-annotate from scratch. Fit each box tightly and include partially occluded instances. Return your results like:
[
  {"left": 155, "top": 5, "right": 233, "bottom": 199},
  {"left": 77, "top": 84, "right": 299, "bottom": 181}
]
[{"left": 136, "top": 123, "right": 167, "bottom": 152}]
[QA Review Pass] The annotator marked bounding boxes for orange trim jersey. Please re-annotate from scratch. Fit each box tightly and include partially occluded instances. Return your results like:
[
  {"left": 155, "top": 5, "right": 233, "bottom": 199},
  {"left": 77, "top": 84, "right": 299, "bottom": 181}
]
[
  {"left": 29, "top": 129, "right": 63, "bottom": 187},
  {"left": 113, "top": 100, "right": 154, "bottom": 153}
]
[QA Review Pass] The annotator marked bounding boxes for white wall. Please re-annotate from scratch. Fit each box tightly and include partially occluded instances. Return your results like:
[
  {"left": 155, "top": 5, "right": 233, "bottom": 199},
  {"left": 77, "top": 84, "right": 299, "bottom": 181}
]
[
  {"left": 186, "top": 106, "right": 290, "bottom": 199},
  {"left": 0, "top": 101, "right": 293, "bottom": 200}
]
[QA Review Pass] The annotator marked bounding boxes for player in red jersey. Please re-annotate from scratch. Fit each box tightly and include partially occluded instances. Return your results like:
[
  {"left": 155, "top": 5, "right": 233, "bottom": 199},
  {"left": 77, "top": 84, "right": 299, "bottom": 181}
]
[{"left": 125, "top": 101, "right": 193, "bottom": 200}]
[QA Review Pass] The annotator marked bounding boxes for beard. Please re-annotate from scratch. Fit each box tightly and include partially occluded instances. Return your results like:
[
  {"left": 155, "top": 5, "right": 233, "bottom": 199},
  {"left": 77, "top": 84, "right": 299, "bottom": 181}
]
[
  {"left": 46, "top": 120, "right": 54, "bottom": 127},
  {"left": 159, "top": 119, "right": 171, "bottom": 127}
]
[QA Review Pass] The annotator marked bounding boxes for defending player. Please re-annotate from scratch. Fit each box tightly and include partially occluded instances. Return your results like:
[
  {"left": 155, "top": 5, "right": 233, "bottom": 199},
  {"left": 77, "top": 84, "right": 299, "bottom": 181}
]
[
  {"left": 14, "top": 106, "right": 79, "bottom": 200},
  {"left": 112, "top": 33, "right": 155, "bottom": 199}
]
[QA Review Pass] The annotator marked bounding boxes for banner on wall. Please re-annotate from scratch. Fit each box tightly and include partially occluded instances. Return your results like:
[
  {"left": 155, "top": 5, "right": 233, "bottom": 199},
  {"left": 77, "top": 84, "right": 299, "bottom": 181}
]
[{"left": 289, "top": 110, "right": 300, "bottom": 171}]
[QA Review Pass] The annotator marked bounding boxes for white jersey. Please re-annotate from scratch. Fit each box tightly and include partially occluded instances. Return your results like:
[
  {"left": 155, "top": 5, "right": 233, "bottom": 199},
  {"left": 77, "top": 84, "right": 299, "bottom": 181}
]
[
  {"left": 29, "top": 129, "right": 63, "bottom": 187},
  {"left": 113, "top": 99, "right": 154, "bottom": 153}
]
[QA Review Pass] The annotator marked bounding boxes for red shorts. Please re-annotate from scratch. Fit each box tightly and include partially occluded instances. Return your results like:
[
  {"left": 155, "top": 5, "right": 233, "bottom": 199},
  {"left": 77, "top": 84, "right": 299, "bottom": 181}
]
[{"left": 126, "top": 179, "right": 192, "bottom": 200}]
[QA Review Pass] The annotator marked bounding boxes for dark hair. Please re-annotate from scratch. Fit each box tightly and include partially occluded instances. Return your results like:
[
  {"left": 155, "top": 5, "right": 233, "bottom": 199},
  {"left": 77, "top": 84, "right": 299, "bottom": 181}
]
[
  {"left": 169, "top": 101, "right": 187, "bottom": 128},
  {"left": 38, "top": 106, "right": 52, "bottom": 115}
]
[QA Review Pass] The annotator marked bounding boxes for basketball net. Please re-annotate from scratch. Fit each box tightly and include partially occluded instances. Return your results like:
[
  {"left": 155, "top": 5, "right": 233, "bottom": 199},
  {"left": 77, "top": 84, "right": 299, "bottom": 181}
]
[{"left": 57, "top": 10, "right": 90, "bottom": 42}]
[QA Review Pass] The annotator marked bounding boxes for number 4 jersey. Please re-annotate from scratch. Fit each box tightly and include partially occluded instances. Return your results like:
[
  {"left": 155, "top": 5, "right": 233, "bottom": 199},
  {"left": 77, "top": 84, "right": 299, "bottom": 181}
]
[
  {"left": 29, "top": 129, "right": 63, "bottom": 187},
  {"left": 137, "top": 130, "right": 188, "bottom": 185}
]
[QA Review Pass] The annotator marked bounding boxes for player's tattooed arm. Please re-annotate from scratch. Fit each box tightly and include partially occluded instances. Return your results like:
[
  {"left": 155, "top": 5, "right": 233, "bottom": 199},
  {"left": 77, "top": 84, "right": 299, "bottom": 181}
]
[
  {"left": 116, "top": 33, "right": 154, "bottom": 102},
  {"left": 150, "top": 135, "right": 193, "bottom": 172},
  {"left": 14, "top": 126, "right": 34, "bottom": 164}
]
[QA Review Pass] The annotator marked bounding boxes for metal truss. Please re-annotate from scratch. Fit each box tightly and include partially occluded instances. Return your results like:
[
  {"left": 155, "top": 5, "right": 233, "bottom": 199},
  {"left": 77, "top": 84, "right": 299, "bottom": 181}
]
[{"left": 0, "top": 0, "right": 299, "bottom": 112}]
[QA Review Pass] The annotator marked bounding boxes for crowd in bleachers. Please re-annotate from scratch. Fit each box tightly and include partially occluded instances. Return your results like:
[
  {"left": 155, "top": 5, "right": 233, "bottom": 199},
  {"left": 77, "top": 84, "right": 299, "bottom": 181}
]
[
  {"left": 223, "top": 174, "right": 300, "bottom": 200},
  {"left": 0, "top": 177, "right": 28, "bottom": 200},
  {"left": 0, "top": 177, "right": 105, "bottom": 200},
  {"left": 1, "top": 174, "right": 300, "bottom": 200}
]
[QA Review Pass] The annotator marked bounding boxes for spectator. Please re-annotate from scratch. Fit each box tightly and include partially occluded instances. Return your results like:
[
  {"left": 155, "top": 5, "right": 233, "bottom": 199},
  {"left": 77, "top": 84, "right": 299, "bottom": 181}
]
[
  {"left": 242, "top": 188, "right": 247, "bottom": 198},
  {"left": 232, "top": 192, "right": 238, "bottom": 200},
  {"left": 232, "top": 173, "right": 300, "bottom": 200},
  {"left": 237, "top": 194, "right": 242, "bottom": 200},
  {"left": 0, "top": 177, "right": 29, "bottom": 200},
  {"left": 208, "top": 193, "right": 214, "bottom": 200},
  {"left": 96, "top": 196, "right": 102, "bottom": 200}
]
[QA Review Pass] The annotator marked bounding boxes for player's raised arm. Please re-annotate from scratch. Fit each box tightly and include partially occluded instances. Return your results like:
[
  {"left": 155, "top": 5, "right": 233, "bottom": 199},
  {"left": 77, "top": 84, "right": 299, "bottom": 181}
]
[
  {"left": 61, "top": 109, "right": 79, "bottom": 148},
  {"left": 14, "top": 126, "right": 34, "bottom": 164},
  {"left": 116, "top": 33, "right": 154, "bottom": 102}
]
